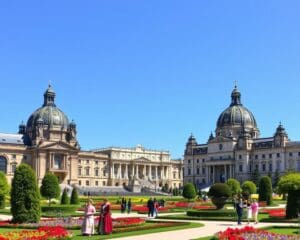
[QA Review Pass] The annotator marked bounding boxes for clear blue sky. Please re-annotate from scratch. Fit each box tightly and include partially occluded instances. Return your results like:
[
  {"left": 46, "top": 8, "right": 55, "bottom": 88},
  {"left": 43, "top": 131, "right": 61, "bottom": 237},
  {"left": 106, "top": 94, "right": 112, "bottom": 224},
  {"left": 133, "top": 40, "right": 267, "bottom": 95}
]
[{"left": 0, "top": 1, "right": 300, "bottom": 158}]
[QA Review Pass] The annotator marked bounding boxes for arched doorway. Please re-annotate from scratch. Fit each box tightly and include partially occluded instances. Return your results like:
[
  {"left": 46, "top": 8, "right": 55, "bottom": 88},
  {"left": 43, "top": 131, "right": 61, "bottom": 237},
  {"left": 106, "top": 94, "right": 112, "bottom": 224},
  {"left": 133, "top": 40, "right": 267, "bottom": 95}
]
[{"left": 0, "top": 156, "right": 7, "bottom": 173}]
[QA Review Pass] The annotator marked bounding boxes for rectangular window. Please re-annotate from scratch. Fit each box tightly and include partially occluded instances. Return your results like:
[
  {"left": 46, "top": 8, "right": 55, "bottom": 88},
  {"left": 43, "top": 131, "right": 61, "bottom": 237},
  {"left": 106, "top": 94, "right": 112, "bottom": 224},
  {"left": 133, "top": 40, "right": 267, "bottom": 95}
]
[
  {"left": 239, "top": 165, "right": 243, "bottom": 172},
  {"left": 196, "top": 159, "right": 199, "bottom": 163},
  {"left": 262, "top": 163, "right": 266, "bottom": 172},
  {"left": 78, "top": 159, "right": 81, "bottom": 164},
  {"left": 239, "top": 155, "right": 242, "bottom": 160},
  {"left": 277, "top": 153, "right": 280, "bottom": 158},
  {"left": 202, "top": 159, "right": 205, "bottom": 162},
  {"left": 196, "top": 168, "right": 200, "bottom": 175},
  {"left": 95, "top": 181, "right": 98, "bottom": 186},
  {"left": 54, "top": 154, "right": 63, "bottom": 169},
  {"left": 103, "top": 181, "right": 106, "bottom": 186},
  {"left": 11, "top": 164, "right": 16, "bottom": 173},
  {"left": 95, "top": 160, "right": 98, "bottom": 165},
  {"left": 86, "top": 180, "right": 89, "bottom": 186},
  {"left": 79, "top": 180, "right": 81, "bottom": 186},
  {"left": 12, "top": 154, "right": 16, "bottom": 159},
  {"left": 95, "top": 169, "right": 99, "bottom": 176},
  {"left": 188, "top": 159, "right": 191, "bottom": 164},
  {"left": 85, "top": 168, "right": 90, "bottom": 176},
  {"left": 249, "top": 164, "right": 252, "bottom": 172},
  {"left": 269, "top": 154, "right": 272, "bottom": 159},
  {"left": 86, "top": 160, "right": 89, "bottom": 164},
  {"left": 289, "top": 152, "right": 293, "bottom": 157},
  {"left": 269, "top": 163, "right": 272, "bottom": 171},
  {"left": 23, "top": 155, "right": 27, "bottom": 160},
  {"left": 78, "top": 168, "right": 82, "bottom": 176},
  {"left": 173, "top": 173, "right": 176, "bottom": 179},
  {"left": 255, "top": 155, "right": 258, "bottom": 160},
  {"left": 298, "top": 152, "right": 300, "bottom": 156},
  {"left": 202, "top": 167, "right": 205, "bottom": 175},
  {"left": 262, "top": 154, "right": 265, "bottom": 159},
  {"left": 188, "top": 168, "right": 191, "bottom": 175}
]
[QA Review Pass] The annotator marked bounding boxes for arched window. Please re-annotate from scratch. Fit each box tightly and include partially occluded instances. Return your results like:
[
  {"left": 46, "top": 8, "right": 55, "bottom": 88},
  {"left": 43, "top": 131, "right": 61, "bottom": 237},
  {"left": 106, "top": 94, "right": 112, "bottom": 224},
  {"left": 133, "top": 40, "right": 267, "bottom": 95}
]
[{"left": 0, "top": 156, "right": 7, "bottom": 173}]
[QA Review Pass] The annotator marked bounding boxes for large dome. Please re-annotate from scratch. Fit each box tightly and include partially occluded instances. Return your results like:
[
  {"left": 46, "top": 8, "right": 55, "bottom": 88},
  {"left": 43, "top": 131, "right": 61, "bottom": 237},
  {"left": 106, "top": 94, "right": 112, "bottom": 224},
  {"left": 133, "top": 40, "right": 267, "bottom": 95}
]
[
  {"left": 215, "top": 86, "right": 259, "bottom": 138},
  {"left": 26, "top": 85, "right": 69, "bottom": 131}
]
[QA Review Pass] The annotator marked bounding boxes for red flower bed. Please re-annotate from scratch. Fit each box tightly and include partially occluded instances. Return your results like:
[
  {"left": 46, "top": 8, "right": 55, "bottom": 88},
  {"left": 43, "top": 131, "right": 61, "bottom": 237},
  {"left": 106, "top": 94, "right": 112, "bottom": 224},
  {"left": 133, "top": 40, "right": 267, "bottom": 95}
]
[
  {"left": 175, "top": 202, "right": 189, "bottom": 208},
  {"left": 217, "top": 226, "right": 298, "bottom": 240},
  {"left": 193, "top": 205, "right": 216, "bottom": 210},
  {"left": 259, "top": 201, "right": 267, "bottom": 207},
  {"left": 0, "top": 226, "right": 71, "bottom": 240}
]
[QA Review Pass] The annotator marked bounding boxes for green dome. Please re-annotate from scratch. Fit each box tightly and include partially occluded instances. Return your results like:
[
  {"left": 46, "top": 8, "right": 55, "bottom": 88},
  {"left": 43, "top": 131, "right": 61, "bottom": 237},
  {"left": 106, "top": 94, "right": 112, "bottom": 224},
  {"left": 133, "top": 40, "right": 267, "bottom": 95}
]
[{"left": 26, "top": 85, "right": 69, "bottom": 131}]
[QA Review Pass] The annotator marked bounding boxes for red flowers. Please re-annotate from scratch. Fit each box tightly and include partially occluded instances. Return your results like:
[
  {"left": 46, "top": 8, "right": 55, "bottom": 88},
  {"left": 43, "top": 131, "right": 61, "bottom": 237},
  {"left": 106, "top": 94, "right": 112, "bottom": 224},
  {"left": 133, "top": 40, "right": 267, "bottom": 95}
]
[{"left": 0, "top": 226, "right": 71, "bottom": 240}]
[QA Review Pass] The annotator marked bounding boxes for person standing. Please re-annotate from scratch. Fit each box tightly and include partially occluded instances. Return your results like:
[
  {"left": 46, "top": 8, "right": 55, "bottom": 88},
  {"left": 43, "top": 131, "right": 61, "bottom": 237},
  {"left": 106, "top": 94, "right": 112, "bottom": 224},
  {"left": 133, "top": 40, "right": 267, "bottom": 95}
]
[
  {"left": 153, "top": 198, "right": 159, "bottom": 218},
  {"left": 251, "top": 199, "right": 259, "bottom": 224},
  {"left": 98, "top": 199, "right": 113, "bottom": 235},
  {"left": 82, "top": 199, "right": 96, "bottom": 236},
  {"left": 127, "top": 198, "right": 132, "bottom": 214},
  {"left": 121, "top": 197, "right": 126, "bottom": 213}
]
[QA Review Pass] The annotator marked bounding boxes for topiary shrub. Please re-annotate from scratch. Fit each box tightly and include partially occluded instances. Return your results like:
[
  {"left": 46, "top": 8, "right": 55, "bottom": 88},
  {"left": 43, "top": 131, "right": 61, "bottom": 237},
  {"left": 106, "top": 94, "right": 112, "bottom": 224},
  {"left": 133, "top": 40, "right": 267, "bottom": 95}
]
[
  {"left": 10, "top": 164, "right": 41, "bottom": 223},
  {"left": 258, "top": 176, "right": 273, "bottom": 206},
  {"left": 70, "top": 187, "right": 80, "bottom": 205},
  {"left": 277, "top": 173, "right": 300, "bottom": 219},
  {"left": 208, "top": 183, "right": 231, "bottom": 209},
  {"left": 225, "top": 178, "right": 241, "bottom": 197},
  {"left": 61, "top": 188, "right": 69, "bottom": 205},
  {"left": 0, "top": 171, "right": 9, "bottom": 209},
  {"left": 241, "top": 180, "right": 256, "bottom": 198},
  {"left": 182, "top": 183, "right": 196, "bottom": 201},
  {"left": 40, "top": 172, "right": 60, "bottom": 206}
]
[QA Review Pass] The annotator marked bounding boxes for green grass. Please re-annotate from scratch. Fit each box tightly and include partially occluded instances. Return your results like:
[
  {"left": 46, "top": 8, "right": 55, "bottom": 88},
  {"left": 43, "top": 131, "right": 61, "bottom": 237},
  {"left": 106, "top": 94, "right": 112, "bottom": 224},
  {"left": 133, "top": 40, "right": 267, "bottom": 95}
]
[
  {"left": 262, "top": 226, "right": 300, "bottom": 235},
  {"left": 71, "top": 222, "right": 202, "bottom": 239}
]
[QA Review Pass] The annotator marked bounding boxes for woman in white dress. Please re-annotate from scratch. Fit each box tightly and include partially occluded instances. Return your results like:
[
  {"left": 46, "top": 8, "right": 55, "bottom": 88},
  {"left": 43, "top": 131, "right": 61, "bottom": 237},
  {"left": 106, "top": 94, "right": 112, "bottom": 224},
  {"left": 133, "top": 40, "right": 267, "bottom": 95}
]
[
  {"left": 246, "top": 200, "right": 252, "bottom": 224},
  {"left": 82, "top": 199, "right": 96, "bottom": 236}
]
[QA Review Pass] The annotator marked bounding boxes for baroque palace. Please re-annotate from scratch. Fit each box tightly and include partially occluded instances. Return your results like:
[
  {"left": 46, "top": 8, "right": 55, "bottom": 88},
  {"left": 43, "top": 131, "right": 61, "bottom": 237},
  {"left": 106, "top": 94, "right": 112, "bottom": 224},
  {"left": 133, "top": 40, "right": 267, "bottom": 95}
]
[
  {"left": 184, "top": 85, "right": 300, "bottom": 187},
  {"left": 0, "top": 85, "right": 183, "bottom": 191}
]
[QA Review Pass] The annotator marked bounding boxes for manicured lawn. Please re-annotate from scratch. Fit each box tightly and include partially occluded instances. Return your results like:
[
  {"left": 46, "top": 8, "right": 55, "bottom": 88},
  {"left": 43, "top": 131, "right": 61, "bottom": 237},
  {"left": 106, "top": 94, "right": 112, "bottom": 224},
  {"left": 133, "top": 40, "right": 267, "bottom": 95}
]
[
  {"left": 262, "top": 226, "right": 300, "bottom": 235},
  {"left": 71, "top": 222, "right": 202, "bottom": 239}
]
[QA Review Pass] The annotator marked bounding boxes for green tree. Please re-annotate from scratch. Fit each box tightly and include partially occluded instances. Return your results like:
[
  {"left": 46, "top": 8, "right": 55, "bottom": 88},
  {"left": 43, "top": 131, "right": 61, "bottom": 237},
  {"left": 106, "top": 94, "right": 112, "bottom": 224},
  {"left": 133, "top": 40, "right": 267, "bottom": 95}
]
[
  {"left": 251, "top": 168, "right": 261, "bottom": 186},
  {"left": 258, "top": 176, "right": 273, "bottom": 205},
  {"left": 273, "top": 169, "right": 280, "bottom": 189},
  {"left": 225, "top": 178, "right": 241, "bottom": 197},
  {"left": 241, "top": 180, "right": 257, "bottom": 198},
  {"left": 70, "top": 187, "right": 80, "bottom": 205},
  {"left": 208, "top": 183, "right": 231, "bottom": 209},
  {"left": 182, "top": 183, "right": 196, "bottom": 201},
  {"left": 61, "top": 188, "right": 69, "bottom": 205},
  {"left": 40, "top": 173, "right": 60, "bottom": 206},
  {"left": 10, "top": 164, "right": 41, "bottom": 223},
  {"left": 0, "top": 171, "right": 9, "bottom": 209},
  {"left": 277, "top": 173, "right": 300, "bottom": 219}
]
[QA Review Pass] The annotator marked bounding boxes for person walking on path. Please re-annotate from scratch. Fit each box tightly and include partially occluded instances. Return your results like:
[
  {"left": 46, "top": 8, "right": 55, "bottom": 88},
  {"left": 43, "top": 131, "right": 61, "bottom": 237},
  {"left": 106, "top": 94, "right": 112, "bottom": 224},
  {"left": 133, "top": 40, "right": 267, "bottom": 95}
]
[
  {"left": 82, "top": 199, "right": 96, "bottom": 236},
  {"left": 127, "top": 198, "right": 132, "bottom": 214},
  {"left": 121, "top": 197, "right": 126, "bottom": 213},
  {"left": 153, "top": 198, "right": 159, "bottom": 218},
  {"left": 251, "top": 199, "right": 259, "bottom": 224},
  {"left": 235, "top": 196, "right": 244, "bottom": 225},
  {"left": 147, "top": 197, "right": 154, "bottom": 218},
  {"left": 246, "top": 200, "right": 252, "bottom": 224},
  {"left": 97, "top": 199, "right": 113, "bottom": 235}
]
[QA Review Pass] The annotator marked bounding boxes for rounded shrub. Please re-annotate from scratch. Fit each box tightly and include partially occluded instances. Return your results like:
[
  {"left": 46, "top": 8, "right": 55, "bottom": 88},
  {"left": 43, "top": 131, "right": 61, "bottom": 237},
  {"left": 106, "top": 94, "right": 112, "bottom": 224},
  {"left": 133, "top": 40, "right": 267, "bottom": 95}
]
[
  {"left": 241, "top": 181, "right": 256, "bottom": 197},
  {"left": 208, "top": 183, "right": 231, "bottom": 209},
  {"left": 70, "top": 187, "right": 80, "bottom": 205},
  {"left": 10, "top": 164, "right": 41, "bottom": 223},
  {"left": 277, "top": 173, "right": 300, "bottom": 219},
  {"left": 182, "top": 183, "right": 197, "bottom": 201},
  {"left": 258, "top": 176, "right": 273, "bottom": 205},
  {"left": 225, "top": 178, "right": 241, "bottom": 197},
  {"left": 0, "top": 171, "right": 9, "bottom": 209},
  {"left": 61, "top": 188, "right": 69, "bottom": 205},
  {"left": 40, "top": 172, "right": 60, "bottom": 206}
]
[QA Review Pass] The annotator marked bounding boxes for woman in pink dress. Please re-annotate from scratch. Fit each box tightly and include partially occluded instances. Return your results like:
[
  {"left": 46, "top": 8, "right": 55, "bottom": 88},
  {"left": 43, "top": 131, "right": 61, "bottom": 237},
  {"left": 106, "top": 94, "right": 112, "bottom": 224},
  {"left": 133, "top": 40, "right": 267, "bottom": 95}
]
[
  {"left": 251, "top": 199, "right": 259, "bottom": 224},
  {"left": 82, "top": 199, "right": 96, "bottom": 236}
]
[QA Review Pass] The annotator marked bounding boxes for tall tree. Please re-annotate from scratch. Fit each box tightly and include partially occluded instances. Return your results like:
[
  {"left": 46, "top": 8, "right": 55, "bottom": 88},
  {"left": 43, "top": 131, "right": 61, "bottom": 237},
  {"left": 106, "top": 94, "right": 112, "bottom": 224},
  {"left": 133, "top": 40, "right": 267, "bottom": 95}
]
[
  {"left": 182, "top": 183, "right": 196, "bottom": 201},
  {"left": 10, "top": 164, "right": 40, "bottom": 223},
  {"left": 0, "top": 171, "right": 9, "bottom": 209},
  {"left": 61, "top": 188, "right": 69, "bottom": 205},
  {"left": 251, "top": 168, "right": 261, "bottom": 186},
  {"left": 258, "top": 176, "right": 273, "bottom": 205},
  {"left": 70, "top": 187, "right": 80, "bottom": 205},
  {"left": 40, "top": 172, "right": 60, "bottom": 206}
]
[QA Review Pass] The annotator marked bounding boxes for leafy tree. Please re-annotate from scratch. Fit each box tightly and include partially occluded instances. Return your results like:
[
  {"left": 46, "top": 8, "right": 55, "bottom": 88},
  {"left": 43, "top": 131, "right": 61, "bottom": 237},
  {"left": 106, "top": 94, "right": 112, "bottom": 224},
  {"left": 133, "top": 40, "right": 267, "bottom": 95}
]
[
  {"left": 70, "top": 187, "right": 80, "bottom": 205},
  {"left": 225, "top": 178, "right": 241, "bottom": 197},
  {"left": 0, "top": 171, "right": 9, "bottom": 209},
  {"left": 61, "top": 188, "right": 69, "bottom": 205},
  {"left": 40, "top": 173, "right": 60, "bottom": 206},
  {"left": 182, "top": 183, "right": 196, "bottom": 201},
  {"left": 10, "top": 164, "right": 40, "bottom": 223},
  {"left": 251, "top": 168, "right": 261, "bottom": 186},
  {"left": 241, "top": 181, "right": 257, "bottom": 198},
  {"left": 208, "top": 183, "right": 231, "bottom": 209},
  {"left": 258, "top": 176, "right": 273, "bottom": 205},
  {"left": 277, "top": 173, "right": 300, "bottom": 219},
  {"left": 273, "top": 169, "right": 280, "bottom": 189}
]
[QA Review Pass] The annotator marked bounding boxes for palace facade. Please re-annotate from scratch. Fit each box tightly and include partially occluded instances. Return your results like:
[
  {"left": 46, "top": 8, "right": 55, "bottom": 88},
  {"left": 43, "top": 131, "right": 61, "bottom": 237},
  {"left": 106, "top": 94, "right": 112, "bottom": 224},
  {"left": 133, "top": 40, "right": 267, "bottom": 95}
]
[
  {"left": 184, "top": 85, "right": 300, "bottom": 187},
  {"left": 0, "top": 85, "right": 183, "bottom": 191}
]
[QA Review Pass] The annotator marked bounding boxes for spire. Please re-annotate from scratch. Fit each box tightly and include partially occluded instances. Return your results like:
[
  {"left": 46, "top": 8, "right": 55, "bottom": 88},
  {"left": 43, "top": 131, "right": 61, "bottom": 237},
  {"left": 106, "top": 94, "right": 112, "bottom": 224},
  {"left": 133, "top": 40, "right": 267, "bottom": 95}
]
[
  {"left": 43, "top": 84, "right": 56, "bottom": 107},
  {"left": 18, "top": 120, "right": 26, "bottom": 134},
  {"left": 208, "top": 131, "right": 214, "bottom": 141},
  {"left": 230, "top": 83, "right": 242, "bottom": 106}
]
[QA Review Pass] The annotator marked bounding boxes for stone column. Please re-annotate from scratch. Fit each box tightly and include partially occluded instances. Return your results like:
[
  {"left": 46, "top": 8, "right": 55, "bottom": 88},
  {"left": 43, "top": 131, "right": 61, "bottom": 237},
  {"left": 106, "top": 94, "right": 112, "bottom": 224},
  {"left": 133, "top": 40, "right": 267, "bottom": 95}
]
[
  {"left": 118, "top": 164, "right": 121, "bottom": 179},
  {"left": 132, "top": 164, "right": 135, "bottom": 178},
  {"left": 111, "top": 163, "right": 115, "bottom": 179},
  {"left": 155, "top": 166, "right": 158, "bottom": 179},
  {"left": 149, "top": 165, "right": 152, "bottom": 180},
  {"left": 143, "top": 165, "right": 146, "bottom": 178},
  {"left": 125, "top": 164, "right": 128, "bottom": 179},
  {"left": 161, "top": 166, "right": 164, "bottom": 179},
  {"left": 136, "top": 165, "right": 139, "bottom": 178}
]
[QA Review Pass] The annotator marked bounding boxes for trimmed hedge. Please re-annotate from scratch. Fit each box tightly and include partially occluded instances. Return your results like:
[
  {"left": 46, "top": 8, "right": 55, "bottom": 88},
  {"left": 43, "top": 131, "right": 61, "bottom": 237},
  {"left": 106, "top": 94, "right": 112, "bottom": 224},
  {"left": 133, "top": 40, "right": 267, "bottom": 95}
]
[
  {"left": 41, "top": 205, "right": 79, "bottom": 213},
  {"left": 187, "top": 209, "right": 246, "bottom": 218}
]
